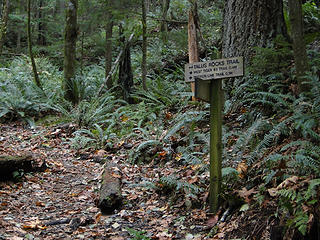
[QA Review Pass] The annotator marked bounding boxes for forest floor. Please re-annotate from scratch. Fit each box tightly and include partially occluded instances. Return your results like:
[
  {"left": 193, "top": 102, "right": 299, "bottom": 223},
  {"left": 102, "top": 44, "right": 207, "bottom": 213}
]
[{"left": 0, "top": 122, "right": 274, "bottom": 240}]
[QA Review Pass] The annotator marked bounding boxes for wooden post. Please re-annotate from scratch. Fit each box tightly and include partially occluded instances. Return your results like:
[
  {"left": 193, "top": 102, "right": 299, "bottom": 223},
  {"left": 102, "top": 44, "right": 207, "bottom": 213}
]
[{"left": 209, "top": 79, "right": 223, "bottom": 213}]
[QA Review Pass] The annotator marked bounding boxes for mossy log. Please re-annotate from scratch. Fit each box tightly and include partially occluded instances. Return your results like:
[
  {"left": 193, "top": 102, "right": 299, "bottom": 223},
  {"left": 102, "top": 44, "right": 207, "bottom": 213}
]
[
  {"left": 0, "top": 155, "right": 34, "bottom": 179},
  {"left": 98, "top": 163, "right": 122, "bottom": 214}
]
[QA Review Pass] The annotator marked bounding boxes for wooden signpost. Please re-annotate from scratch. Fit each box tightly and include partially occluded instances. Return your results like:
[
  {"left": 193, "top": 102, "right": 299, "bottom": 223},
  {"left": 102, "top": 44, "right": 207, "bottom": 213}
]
[{"left": 185, "top": 56, "right": 244, "bottom": 212}]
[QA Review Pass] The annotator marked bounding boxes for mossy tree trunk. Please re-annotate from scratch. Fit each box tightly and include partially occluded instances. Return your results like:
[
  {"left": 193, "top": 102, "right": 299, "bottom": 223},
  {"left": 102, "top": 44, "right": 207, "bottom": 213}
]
[
  {"left": 105, "top": 0, "right": 114, "bottom": 89},
  {"left": 288, "top": 0, "right": 310, "bottom": 93},
  {"left": 160, "top": 0, "right": 170, "bottom": 43},
  {"left": 37, "top": 0, "right": 46, "bottom": 46},
  {"left": 64, "top": 0, "right": 78, "bottom": 104},
  {"left": 141, "top": 0, "right": 147, "bottom": 90},
  {"left": 0, "top": 0, "right": 9, "bottom": 55},
  {"left": 98, "top": 162, "right": 122, "bottom": 214},
  {"left": 27, "top": 0, "right": 42, "bottom": 89}
]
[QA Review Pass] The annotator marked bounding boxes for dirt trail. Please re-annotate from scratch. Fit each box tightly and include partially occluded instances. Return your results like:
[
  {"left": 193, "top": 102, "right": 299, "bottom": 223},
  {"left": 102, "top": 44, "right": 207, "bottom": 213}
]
[{"left": 0, "top": 123, "right": 209, "bottom": 240}]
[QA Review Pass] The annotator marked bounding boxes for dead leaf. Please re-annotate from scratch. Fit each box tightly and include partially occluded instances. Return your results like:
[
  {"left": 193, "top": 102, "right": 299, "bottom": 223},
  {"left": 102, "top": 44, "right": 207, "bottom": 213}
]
[
  {"left": 268, "top": 188, "right": 278, "bottom": 197},
  {"left": 207, "top": 214, "right": 219, "bottom": 227},
  {"left": 95, "top": 213, "right": 102, "bottom": 223},
  {"left": 23, "top": 220, "right": 47, "bottom": 230},
  {"left": 35, "top": 201, "right": 45, "bottom": 207},
  {"left": 237, "top": 161, "right": 248, "bottom": 179},
  {"left": 276, "top": 176, "right": 299, "bottom": 189},
  {"left": 112, "top": 172, "right": 121, "bottom": 178},
  {"left": 237, "top": 187, "right": 257, "bottom": 203}
]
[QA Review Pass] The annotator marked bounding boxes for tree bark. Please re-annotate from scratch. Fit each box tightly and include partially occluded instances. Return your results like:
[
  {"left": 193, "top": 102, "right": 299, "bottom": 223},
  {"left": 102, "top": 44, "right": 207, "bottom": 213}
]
[
  {"left": 64, "top": 0, "right": 78, "bottom": 104},
  {"left": 188, "top": 1, "right": 199, "bottom": 100},
  {"left": 288, "top": 0, "right": 310, "bottom": 93},
  {"left": 119, "top": 42, "right": 133, "bottom": 103},
  {"left": 27, "top": 0, "right": 42, "bottom": 89},
  {"left": 141, "top": 0, "right": 147, "bottom": 90},
  {"left": 105, "top": 0, "right": 114, "bottom": 89},
  {"left": 160, "top": 0, "right": 170, "bottom": 42},
  {"left": 0, "top": 155, "right": 44, "bottom": 180},
  {"left": 222, "top": 0, "right": 288, "bottom": 63},
  {"left": 98, "top": 162, "right": 122, "bottom": 214},
  {"left": 0, "top": 0, "right": 9, "bottom": 55},
  {"left": 118, "top": 24, "right": 133, "bottom": 103},
  {"left": 37, "top": 0, "right": 46, "bottom": 46}
]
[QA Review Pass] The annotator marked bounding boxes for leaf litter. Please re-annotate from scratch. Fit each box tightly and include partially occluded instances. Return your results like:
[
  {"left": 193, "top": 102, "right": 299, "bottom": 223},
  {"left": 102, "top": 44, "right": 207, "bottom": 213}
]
[{"left": 0, "top": 122, "right": 214, "bottom": 239}]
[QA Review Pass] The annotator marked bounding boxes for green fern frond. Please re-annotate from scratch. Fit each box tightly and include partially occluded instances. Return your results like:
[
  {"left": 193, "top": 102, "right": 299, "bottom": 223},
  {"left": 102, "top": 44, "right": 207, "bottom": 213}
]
[
  {"left": 233, "top": 118, "right": 270, "bottom": 153},
  {"left": 136, "top": 140, "right": 161, "bottom": 152},
  {"left": 278, "top": 188, "right": 297, "bottom": 201}
]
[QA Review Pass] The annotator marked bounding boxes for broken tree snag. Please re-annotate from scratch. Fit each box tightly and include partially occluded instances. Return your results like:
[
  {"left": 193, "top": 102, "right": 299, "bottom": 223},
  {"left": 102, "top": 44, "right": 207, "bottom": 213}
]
[
  {"left": 188, "top": 2, "right": 199, "bottom": 101},
  {"left": 98, "top": 162, "right": 122, "bottom": 214},
  {"left": 0, "top": 155, "right": 33, "bottom": 179}
]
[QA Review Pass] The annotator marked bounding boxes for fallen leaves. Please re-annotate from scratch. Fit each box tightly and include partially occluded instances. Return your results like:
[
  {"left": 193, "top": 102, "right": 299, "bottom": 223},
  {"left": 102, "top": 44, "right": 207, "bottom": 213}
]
[
  {"left": 22, "top": 220, "right": 47, "bottom": 230},
  {"left": 268, "top": 175, "right": 300, "bottom": 197}
]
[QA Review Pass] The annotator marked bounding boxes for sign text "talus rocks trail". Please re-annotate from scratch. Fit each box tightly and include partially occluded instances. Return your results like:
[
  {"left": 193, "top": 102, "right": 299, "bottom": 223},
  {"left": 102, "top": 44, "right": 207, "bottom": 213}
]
[{"left": 185, "top": 56, "right": 244, "bottom": 82}]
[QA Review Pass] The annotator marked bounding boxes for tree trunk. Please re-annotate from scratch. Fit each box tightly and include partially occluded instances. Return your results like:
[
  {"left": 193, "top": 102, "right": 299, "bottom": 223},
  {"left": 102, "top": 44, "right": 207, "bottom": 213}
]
[
  {"left": 16, "top": 0, "right": 23, "bottom": 52},
  {"left": 64, "top": 0, "right": 78, "bottom": 104},
  {"left": 288, "top": 0, "right": 310, "bottom": 93},
  {"left": 160, "top": 0, "right": 170, "bottom": 42},
  {"left": 37, "top": 0, "right": 46, "bottom": 46},
  {"left": 222, "top": 0, "right": 287, "bottom": 63},
  {"left": 141, "top": 0, "right": 147, "bottom": 90},
  {"left": 188, "top": 0, "right": 199, "bottom": 100},
  {"left": 119, "top": 43, "right": 133, "bottom": 103},
  {"left": 0, "top": 0, "right": 9, "bottom": 55},
  {"left": 27, "top": 0, "right": 42, "bottom": 89},
  {"left": 118, "top": 24, "right": 133, "bottom": 103},
  {"left": 105, "top": 0, "right": 114, "bottom": 89}
]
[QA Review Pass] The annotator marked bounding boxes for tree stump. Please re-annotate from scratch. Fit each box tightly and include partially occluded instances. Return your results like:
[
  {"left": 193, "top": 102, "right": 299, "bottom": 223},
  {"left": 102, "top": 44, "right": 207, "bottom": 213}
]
[{"left": 98, "top": 162, "right": 122, "bottom": 214}]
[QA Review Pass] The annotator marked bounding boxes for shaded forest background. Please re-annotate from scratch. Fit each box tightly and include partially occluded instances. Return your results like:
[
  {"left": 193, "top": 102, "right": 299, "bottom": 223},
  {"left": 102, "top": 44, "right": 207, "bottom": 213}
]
[{"left": 0, "top": 0, "right": 320, "bottom": 239}]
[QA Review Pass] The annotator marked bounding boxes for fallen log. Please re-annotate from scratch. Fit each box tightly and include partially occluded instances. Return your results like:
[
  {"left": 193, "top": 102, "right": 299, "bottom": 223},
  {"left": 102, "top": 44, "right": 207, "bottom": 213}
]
[
  {"left": 0, "top": 155, "right": 45, "bottom": 180},
  {"left": 0, "top": 155, "right": 33, "bottom": 179},
  {"left": 98, "top": 162, "right": 122, "bottom": 214}
]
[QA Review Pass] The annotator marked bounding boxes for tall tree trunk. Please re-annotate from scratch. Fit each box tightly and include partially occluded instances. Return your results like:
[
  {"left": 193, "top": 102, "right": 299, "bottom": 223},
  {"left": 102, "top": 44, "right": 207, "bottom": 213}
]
[
  {"left": 160, "top": 0, "right": 170, "bottom": 42},
  {"left": 16, "top": 0, "right": 23, "bottom": 52},
  {"left": 0, "top": 0, "right": 9, "bottom": 55},
  {"left": 141, "top": 0, "right": 147, "bottom": 90},
  {"left": 64, "top": 0, "right": 78, "bottom": 104},
  {"left": 27, "top": 0, "right": 42, "bottom": 89},
  {"left": 222, "top": 0, "right": 287, "bottom": 63},
  {"left": 288, "top": 0, "right": 310, "bottom": 93},
  {"left": 188, "top": 0, "right": 199, "bottom": 100},
  {"left": 37, "top": 0, "right": 46, "bottom": 46},
  {"left": 105, "top": 0, "right": 114, "bottom": 89}
]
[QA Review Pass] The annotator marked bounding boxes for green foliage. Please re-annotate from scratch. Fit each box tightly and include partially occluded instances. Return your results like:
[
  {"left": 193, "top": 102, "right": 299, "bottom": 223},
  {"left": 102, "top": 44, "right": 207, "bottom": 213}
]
[
  {"left": 12, "top": 169, "right": 24, "bottom": 181},
  {"left": 157, "top": 174, "right": 202, "bottom": 197},
  {"left": 0, "top": 56, "right": 62, "bottom": 124},
  {"left": 250, "top": 36, "right": 292, "bottom": 75},
  {"left": 127, "top": 228, "right": 151, "bottom": 240},
  {"left": 275, "top": 178, "right": 320, "bottom": 236},
  {"left": 303, "top": 1, "right": 320, "bottom": 36}
]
